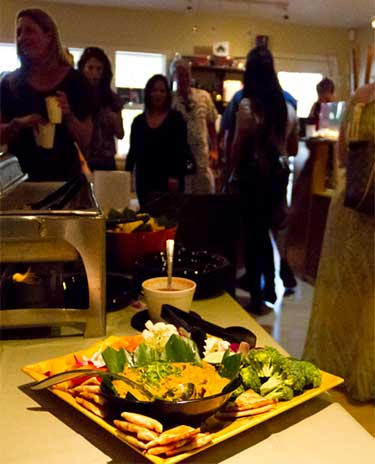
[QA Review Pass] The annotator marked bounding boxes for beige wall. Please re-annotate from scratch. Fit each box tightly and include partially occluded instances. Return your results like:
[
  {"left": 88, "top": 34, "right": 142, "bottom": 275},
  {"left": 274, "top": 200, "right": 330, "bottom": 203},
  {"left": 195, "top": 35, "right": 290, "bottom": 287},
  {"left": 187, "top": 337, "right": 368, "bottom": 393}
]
[
  {"left": 0, "top": 0, "right": 356, "bottom": 99},
  {"left": 354, "top": 25, "right": 375, "bottom": 90}
]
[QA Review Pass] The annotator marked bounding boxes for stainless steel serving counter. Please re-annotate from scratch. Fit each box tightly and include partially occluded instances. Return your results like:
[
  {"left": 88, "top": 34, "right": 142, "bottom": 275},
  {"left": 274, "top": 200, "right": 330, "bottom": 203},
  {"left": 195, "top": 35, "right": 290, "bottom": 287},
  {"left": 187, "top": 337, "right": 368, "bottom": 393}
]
[{"left": 1, "top": 293, "right": 374, "bottom": 463}]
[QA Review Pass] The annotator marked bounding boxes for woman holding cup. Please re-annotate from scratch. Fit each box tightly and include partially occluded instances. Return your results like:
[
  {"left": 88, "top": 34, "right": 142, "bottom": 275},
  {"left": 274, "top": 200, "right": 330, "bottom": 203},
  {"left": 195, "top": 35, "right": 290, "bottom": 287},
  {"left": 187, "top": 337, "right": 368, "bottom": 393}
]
[{"left": 0, "top": 8, "right": 93, "bottom": 181}]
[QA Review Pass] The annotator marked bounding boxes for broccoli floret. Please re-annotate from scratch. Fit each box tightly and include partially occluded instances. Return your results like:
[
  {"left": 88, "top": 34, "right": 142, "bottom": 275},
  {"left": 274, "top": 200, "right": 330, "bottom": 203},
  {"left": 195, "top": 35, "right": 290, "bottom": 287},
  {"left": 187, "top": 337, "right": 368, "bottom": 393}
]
[
  {"left": 230, "top": 384, "right": 245, "bottom": 400},
  {"left": 260, "top": 372, "right": 284, "bottom": 396},
  {"left": 280, "top": 358, "right": 307, "bottom": 393},
  {"left": 242, "top": 348, "right": 321, "bottom": 399},
  {"left": 260, "top": 358, "right": 306, "bottom": 396},
  {"left": 244, "top": 347, "right": 284, "bottom": 378},
  {"left": 240, "top": 366, "right": 261, "bottom": 393},
  {"left": 299, "top": 360, "right": 322, "bottom": 388},
  {"left": 264, "top": 384, "right": 294, "bottom": 401}
]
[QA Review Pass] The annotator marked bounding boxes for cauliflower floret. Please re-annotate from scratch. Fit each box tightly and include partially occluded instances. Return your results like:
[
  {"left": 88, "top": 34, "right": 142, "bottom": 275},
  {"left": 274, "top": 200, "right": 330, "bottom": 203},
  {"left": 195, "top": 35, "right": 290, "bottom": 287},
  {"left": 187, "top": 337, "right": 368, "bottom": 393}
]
[
  {"left": 82, "top": 348, "right": 106, "bottom": 368},
  {"left": 203, "top": 336, "right": 231, "bottom": 363},
  {"left": 142, "top": 320, "right": 178, "bottom": 351}
]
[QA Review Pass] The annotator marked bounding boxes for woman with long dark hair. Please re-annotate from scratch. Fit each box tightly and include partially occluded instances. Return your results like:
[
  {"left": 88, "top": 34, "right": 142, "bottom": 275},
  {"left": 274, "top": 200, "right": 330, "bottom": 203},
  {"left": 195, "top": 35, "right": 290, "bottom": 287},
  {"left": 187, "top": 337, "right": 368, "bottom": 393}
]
[
  {"left": 231, "top": 46, "right": 289, "bottom": 314},
  {"left": 78, "top": 47, "right": 124, "bottom": 171},
  {"left": 125, "top": 74, "right": 189, "bottom": 208},
  {"left": 0, "top": 8, "right": 93, "bottom": 181}
]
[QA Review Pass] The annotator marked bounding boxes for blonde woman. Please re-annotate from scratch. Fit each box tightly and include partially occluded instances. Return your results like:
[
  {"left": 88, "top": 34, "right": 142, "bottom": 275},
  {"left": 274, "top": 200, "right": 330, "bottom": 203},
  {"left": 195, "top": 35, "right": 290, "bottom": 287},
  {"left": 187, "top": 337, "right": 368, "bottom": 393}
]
[{"left": 0, "top": 8, "right": 93, "bottom": 181}]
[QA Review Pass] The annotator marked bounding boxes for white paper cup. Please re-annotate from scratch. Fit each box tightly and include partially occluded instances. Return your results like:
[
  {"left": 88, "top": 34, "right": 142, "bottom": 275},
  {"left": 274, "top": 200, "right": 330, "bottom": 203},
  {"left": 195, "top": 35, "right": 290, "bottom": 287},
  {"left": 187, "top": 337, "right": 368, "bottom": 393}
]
[
  {"left": 45, "top": 96, "right": 62, "bottom": 123},
  {"left": 305, "top": 124, "right": 316, "bottom": 138},
  {"left": 142, "top": 276, "right": 196, "bottom": 322},
  {"left": 33, "top": 123, "right": 56, "bottom": 149}
]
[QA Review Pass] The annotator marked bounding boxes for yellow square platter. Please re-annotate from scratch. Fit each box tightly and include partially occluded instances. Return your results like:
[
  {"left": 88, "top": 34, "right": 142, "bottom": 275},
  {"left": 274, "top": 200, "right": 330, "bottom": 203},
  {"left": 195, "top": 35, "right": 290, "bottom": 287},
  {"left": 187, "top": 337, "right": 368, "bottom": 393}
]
[{"left": 22, "top": 336, "right": 344, "bottom": 464}]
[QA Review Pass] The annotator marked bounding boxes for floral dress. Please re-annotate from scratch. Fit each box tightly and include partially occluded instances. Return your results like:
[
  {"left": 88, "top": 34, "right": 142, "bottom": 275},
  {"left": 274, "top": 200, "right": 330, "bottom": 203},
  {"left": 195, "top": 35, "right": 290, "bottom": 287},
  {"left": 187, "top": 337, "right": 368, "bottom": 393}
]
[
  {"left": 173, "top": 88, "right": 218, "bottom": 193},
  {"left": 303, "top": 98, "right": 375, "bottom": 402}
]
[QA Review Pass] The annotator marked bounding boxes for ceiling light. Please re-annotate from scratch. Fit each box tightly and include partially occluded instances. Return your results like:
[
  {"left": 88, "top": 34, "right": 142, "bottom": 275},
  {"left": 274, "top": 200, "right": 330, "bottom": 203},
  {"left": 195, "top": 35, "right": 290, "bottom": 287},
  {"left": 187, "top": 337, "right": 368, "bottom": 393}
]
[{"left": 371, "top": 17, "right": 375, "bottom": 29}]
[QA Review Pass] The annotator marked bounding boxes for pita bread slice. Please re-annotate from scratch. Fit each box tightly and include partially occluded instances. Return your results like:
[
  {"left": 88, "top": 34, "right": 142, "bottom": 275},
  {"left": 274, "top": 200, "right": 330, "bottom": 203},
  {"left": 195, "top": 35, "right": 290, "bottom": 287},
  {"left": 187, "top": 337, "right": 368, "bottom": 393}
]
[
  {"left": 80, "top": 377, "right": 101, "bottom": 386},
  {"left": 225, "top": 388, "right": 276, "bottom": 411},
  {"left": 115, "top": 430, "right": 148, "bottom": 450},
  {"left": 75, "top": 396, "right": 107, "bottom": 418},
  {"left": 145, "top": 425, "right": 199, "bottom": 449},
  {"left": 113, "top": 419, "right": 158, "bottom": 441},
  {"left": 114, "top": 419, "right": 143, "bottom": 434},
  {"left": 137, "top": 428, "right": 159, "bottom": 442},
  {"left": 78, "top": 391, "right": 107, "bottom": 406},
  {"left": 146, "top": 439, "right": 192, "bottom": 456},
  {"left": 165, "top": 433, "right": 213, "bottom": 457},
  {"left": 71, "top": 385, "right": 102, "bottom": 394},
  {"left": 120, "top": 412, "right": 163, "bottom": 434},
  {"left": 216, "top": 403, "right": 275, "bottom": 419}
]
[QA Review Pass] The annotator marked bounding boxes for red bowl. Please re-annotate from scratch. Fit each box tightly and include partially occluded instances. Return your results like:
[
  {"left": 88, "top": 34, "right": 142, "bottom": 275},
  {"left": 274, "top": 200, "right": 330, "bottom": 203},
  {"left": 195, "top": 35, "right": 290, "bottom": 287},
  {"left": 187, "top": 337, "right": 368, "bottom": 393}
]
[{"left": 106, "top": 227, "right": 176, "bottom": 273}]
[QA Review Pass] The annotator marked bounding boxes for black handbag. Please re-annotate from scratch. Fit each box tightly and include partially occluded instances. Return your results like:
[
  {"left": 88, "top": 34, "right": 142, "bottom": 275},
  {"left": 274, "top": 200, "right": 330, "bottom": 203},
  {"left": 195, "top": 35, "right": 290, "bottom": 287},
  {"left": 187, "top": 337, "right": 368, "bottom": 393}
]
[{"left": 344, "top": 140, "right": 374, "bottom": 216}]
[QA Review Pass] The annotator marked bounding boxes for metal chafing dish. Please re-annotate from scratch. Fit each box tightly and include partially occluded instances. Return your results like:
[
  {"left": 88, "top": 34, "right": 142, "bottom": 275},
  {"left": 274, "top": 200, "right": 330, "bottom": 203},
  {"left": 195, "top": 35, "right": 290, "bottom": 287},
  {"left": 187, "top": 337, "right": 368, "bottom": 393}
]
[{"left": 0, "top": 153, "right": 106, "bottom": 337}]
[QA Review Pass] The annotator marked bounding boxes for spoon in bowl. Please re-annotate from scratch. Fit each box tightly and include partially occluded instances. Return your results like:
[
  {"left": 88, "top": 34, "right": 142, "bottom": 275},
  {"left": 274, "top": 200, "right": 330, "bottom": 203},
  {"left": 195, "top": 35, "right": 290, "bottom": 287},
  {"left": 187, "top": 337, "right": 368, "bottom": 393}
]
[
  {"left": 166, "top": 239, "right": 175, "bottom": 289},
  {"left": 30, "top": 369, "right": 155, "bottom": 400},
  {"left": 30, "top": 368, "right": 198, "bottom": 402}
]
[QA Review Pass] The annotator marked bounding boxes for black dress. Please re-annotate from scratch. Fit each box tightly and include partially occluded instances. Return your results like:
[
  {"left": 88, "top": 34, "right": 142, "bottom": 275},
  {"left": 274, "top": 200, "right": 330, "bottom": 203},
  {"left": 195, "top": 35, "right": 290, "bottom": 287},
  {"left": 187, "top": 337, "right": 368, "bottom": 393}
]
[
  {"left": 0, "top": 68, "right": 92, "bottom": 181},
  {"left": 125, "top": 109, "right": 189, "bottom": 207}
]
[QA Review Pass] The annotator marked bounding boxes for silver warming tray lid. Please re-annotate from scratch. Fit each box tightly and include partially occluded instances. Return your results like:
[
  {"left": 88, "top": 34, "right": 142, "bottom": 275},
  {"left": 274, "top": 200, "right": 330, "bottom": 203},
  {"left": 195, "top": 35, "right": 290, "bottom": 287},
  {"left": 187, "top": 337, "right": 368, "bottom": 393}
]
[
  {"left": 0, "top": 156, "right": 103, "bottom": 264},
  {"left": 0, "top": 152, "right": 28, "bottom": 199},
  {"left": 0, "top": 177, "right": 101, "bottom": 217}
]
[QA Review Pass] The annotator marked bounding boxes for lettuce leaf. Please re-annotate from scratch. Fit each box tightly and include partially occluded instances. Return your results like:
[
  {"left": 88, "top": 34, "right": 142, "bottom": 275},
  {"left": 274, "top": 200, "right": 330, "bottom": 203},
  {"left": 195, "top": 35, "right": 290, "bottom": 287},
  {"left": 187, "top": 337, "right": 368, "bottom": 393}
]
[
  {"left": 219, "top": 351, "right": 242, "bottom": 379},
  {"left": 102, "top": 334, "right": 202, "bottom": 372},
  {"left": 102, "top": 346, "right": 127, "bottom": 373},
  {"left": 134, "top": 343, "right": 161, "bottom": 366},
  {"left": 164, "top": 334, "right": 201, "bottom": 364}
]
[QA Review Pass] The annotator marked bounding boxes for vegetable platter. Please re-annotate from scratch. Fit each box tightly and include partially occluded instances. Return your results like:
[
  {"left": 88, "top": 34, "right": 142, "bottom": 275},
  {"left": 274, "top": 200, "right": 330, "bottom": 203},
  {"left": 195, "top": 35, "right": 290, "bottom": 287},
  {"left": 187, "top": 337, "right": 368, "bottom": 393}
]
[{"left": 22, "top": 322, "right": 344, "bottom": 464}]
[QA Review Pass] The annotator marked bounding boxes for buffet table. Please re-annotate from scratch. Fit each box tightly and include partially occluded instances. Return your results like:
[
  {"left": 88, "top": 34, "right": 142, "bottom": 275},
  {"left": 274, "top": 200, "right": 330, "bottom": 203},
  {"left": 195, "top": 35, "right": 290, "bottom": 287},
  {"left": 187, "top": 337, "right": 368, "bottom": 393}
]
[{"left": 1, "top": 293, "right": 374, "bottom": 463}]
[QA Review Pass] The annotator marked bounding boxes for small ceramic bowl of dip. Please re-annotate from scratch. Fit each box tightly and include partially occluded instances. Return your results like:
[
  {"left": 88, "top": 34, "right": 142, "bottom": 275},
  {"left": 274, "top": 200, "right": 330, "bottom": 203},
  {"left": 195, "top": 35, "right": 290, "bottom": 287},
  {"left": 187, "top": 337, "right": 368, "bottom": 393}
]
[{"left": 142, "top": 276, "right": 196, "bottom": 322}]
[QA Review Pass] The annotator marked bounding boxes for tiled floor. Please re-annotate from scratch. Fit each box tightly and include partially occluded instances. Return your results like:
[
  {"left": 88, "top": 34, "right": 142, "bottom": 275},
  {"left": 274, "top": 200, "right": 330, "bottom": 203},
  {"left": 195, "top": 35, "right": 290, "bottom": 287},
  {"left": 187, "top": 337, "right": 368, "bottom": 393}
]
[{"left": 235, "top": 273, "right": 375, "bottom": 437}]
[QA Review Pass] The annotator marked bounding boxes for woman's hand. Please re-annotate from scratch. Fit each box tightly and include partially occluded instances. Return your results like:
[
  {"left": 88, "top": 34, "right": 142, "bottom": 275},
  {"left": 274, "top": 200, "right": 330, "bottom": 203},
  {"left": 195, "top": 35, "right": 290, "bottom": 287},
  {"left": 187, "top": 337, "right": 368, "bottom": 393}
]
[
  {"left": 55, "top": 90, "right": 93, "bottom": 150},
  {"left": 13, "top": 113, "right": 44, "bottom": 129},
  {"left": 56, "top": 91, "right": 72, "bottom": 117},
  {"left": 104, "top": 110, "right": 125, "bottom": 139},
  {"left": 2, "top": 114, "right": 44, "bottom": 143}
]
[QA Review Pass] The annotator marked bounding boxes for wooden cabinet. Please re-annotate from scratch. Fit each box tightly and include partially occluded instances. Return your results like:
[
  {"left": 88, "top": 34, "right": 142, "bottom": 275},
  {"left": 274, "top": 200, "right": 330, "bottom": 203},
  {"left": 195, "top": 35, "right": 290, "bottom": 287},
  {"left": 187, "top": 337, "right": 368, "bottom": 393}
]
[
  {"left": 287, "top": 138, "right": 337, "bottom": 283},
  {"left": 186, "top": 62, "right": 244, "bottom": 114}
]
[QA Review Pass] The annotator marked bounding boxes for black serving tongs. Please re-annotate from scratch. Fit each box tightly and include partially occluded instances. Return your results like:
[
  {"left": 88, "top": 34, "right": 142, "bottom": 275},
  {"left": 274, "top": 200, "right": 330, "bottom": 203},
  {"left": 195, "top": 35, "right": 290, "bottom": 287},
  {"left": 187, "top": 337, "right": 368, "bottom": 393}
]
[
  {"left": 162, "top": 305, "right": 257, "bottom": 348},
  {"left": 161, "top": 305, "right": 207, "bottom": 357},
  {"left": 29, "top": 174, "right": 87, "bottom": 210}
]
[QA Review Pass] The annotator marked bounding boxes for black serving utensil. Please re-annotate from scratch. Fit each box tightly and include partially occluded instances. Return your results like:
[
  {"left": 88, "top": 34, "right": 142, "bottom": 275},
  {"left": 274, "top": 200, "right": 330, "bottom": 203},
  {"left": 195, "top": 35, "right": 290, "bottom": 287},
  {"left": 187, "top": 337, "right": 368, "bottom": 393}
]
[
  {"left": 161, "top": 305, "right": 207, "bottom": 358},
  {"left": 29, "top": 174, "right": 87, "bottom": 210},
  {"left": 189, "top": 310, "right": 257, "bottom": 347},
  {"left": 161, "top": 305, "right": 256, "bottom": 347}
]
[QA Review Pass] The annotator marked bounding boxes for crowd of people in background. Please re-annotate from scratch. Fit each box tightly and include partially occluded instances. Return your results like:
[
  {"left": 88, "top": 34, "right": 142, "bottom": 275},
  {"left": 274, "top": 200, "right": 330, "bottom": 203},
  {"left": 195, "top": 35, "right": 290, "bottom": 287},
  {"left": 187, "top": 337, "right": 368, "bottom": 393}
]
[
  {"left": 0, "top": 7, "right": 325, "bottom": 312},
  {"left": 1, "top": 8, "right": 373, "bottom": 403}
]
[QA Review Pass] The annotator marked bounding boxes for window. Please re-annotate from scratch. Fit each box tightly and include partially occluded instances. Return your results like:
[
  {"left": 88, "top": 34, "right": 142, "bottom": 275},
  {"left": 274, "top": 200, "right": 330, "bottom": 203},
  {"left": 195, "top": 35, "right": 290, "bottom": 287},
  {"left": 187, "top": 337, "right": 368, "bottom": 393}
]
[
  {"left": 115, "top": 51, "right": 166, "bottom": 89},
  {"left": 115, "top": 51, "right": 166, "bottom": 156},
  {"left": 0, "top": 43, "right": 19, "bottom": 74},
  {"left": 278, "top": 72, "right": 323, "bottom": 118},
  {"left": 274, "top": 54, "right": 337, "bottom": 118},
  {"left": 67, "top": 48, "right": 84, "bottom": 68}
]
